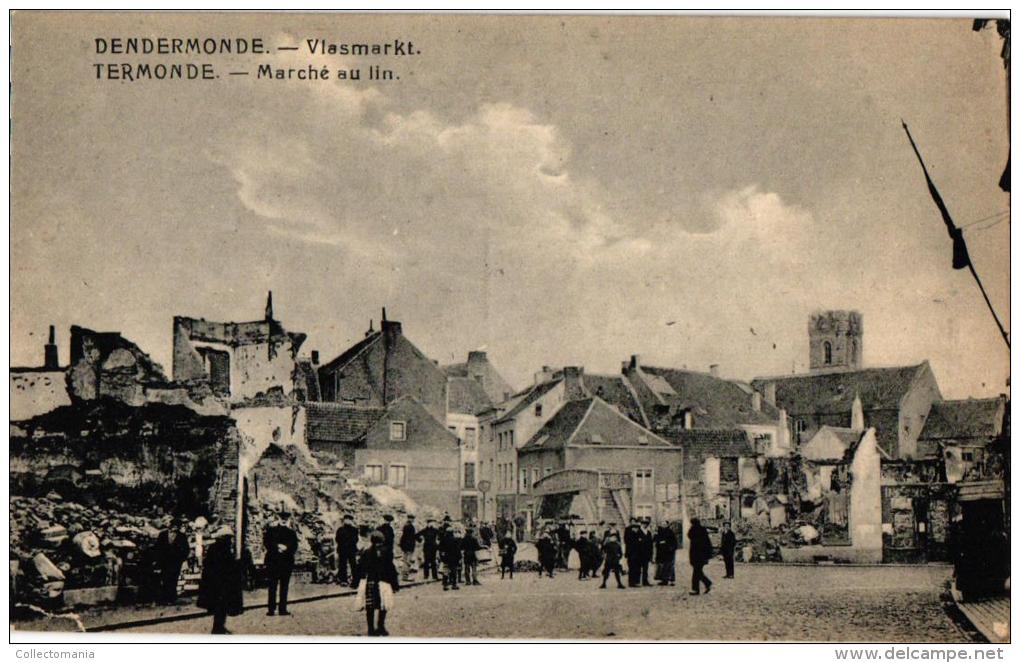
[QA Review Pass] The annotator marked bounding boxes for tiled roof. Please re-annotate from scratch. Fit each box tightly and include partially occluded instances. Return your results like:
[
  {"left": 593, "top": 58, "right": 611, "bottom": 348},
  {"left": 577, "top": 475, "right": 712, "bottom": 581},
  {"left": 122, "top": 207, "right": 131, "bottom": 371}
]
[
  {"left": 751, "top": 364, "right": 928, "bottom": 414},
  {"left": 917, "top": 398, "right": 1006, "bottom": 458},
  {"left": 318, "top": 332, "right": 381, "bottom": 374},
  {"left": 304, "top": 401, "right": 384, "bottom": 443},
  {"left": 660, "top": 428, "right": 754, "bottom": 458},
  {"left": 521, "top": 397, "right": 670, "bottom": 452},
  {"left": 640, "top": 366, "right": 780, "bottom": 427},
  {"left": 582, "top": 374, "right": 646, "bottom": 425},
  {"left": 447, "top": 376, "right": 493, "bottom": 415},
  {"left": 494, "top": 379, "right": 562, "bottom": 424}
]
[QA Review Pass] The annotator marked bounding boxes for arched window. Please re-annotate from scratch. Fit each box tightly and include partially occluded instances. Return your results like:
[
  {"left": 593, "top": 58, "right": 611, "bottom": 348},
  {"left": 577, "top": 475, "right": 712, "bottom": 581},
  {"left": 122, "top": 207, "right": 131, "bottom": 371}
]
[{"left": 823, "top": 341, "right": 833, "bottom": 365}]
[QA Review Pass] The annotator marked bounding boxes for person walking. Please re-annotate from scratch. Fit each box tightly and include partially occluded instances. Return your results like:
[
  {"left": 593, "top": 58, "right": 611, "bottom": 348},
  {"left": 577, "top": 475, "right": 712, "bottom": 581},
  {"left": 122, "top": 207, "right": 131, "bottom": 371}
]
[
  {"left": 462, "top": 526, "right": 483, "bottom": 586},
  {"left": 687, "top": 518, "right": 713, "bottom": 595},
  {"left": 154, "top": 517, "right": 190, "bottom": 604},
  {"left": 263, "top": 511, "right": 298, "bottom": 616},
  {"left": 378, "top": 514, "right": 396, "bottom": 561},
  {"left": 440, "top": 524, "right": 462, "bottom": 590},
  {"left": 720, "top": 521, "right": 737, "bottom": 579},
  {"left": 599, "top": 533, "right": 626, "bottom": 589},
  {"left": 417, "top": 518, "right": 440, "bottom": 581},
  {"left": 197, "top": 526, "right": 244, "bottom": 635},
  {"left": 498, "top": 532, "right": 517, "bottom": 579},
  {"left": 398, "top": 514, "right": 417, "bottom": 581},
  {"left": 653, "top": 522, "right": 678, "bottom": 586},
  {"left": 536, "top": 530, "right": 557, "bottom": 578},
  {"left": 353, "top": 531, "right": 399, "bottom": 637},
  {"left": 335, "top": 513, "right": 359, "bottom": 586}
]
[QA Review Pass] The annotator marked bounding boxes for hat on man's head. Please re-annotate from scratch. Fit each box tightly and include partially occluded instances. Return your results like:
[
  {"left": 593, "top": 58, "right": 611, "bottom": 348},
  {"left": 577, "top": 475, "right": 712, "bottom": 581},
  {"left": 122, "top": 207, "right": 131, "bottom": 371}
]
[
  {"left": 370, "top": 531, "right": 385, "bottom": 545},
  {"left": 383, "top": 514, "right": 394, "bottom": 522},
  {"left": 407, "top": 514, "right": 415, "bottom": 520},
  {"left": 343, "top": 513, "right": 354, "bottom": 521}
]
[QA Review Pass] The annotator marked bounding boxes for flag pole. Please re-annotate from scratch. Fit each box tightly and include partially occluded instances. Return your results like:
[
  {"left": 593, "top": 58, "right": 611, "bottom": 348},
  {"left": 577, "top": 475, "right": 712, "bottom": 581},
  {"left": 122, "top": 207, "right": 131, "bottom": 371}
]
[{"left": 901, "top": 121, "right": 1010, "bottom": 350}]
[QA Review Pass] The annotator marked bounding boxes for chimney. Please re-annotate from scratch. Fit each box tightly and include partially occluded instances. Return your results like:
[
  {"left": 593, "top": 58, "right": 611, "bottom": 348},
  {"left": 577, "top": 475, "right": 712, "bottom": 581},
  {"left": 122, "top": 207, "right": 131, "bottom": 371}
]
[
  {"left": 562, "top": 366, "right": 585, "bottom": 401},
  {"left": 851, "top": 393, "right": 865, "bottom": 431},
  {"left": 382, "top": 316, "right": 402, "bottom": 338},
  {"left": 764, "top": 382, "right": 777, "bottom": 407},
  {"left": 366, "top": 319, "right": 374, "bottom": 338},
  {"left": 630, "top": 354, "right": 641, "bottom": 369},
  {"left": 265, "top": 291, "right": 274, "bottom": 320},
  {"left": 752, "top": 391, "right": 761, "bottom": 412},
  {"left": 467, "top": 350, "right": 488, "bottom": 363},
  {"left": 709, "top": 364, "right": 720, "bottom": 378},
  {"left": 310, "top": 350, "right": 319, "bottom": 365},
  {"left": 44, "top": 325, "right": 59, "bottom": 369}
]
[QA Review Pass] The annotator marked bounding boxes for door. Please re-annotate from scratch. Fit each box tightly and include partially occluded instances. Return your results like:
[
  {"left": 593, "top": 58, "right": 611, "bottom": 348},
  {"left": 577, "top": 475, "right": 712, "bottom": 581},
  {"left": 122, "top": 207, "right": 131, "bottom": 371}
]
[{"left": 461, "top": 495, "right": 479, "bottom": 522}]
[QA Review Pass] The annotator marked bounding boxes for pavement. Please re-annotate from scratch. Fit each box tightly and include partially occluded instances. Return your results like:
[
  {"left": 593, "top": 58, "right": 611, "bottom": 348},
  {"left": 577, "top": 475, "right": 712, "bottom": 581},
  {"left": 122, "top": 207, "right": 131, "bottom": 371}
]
[{"left": 15, "top": 556, "right": 982, "bottom": 642}]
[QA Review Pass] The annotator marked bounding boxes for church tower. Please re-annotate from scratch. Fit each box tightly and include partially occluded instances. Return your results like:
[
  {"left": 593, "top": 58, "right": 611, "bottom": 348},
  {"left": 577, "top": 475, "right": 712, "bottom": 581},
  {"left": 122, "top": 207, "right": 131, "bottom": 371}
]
[{"left": 809, "top": 310, "right": 862, "bottom": 373}]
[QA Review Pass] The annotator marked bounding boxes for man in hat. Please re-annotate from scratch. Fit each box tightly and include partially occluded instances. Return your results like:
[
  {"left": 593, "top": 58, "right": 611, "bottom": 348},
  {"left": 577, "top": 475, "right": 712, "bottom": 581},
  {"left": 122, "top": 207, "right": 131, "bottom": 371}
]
[
  {"left": 197, "top": 525, "right": 244, "bottom": 635},
  {"left": 574, "top": 531, "right": 592, "bottom": 580},
  {"left": 335, "top": 514, "right": 359, "bottom": 586},
  {"left": 555, "top": 520, "right": 573, "bottom": 570},
  {"left": 398, "top": 514, "right": 417, "bottom": 581},
  {"left": 720, "top": 521, "right": 737, "bottom": 579},
  {"left": 687, "top": 517, "right": 713, "bottom": 595},
  {"left": 462, "top": 525, "right": 483, "bottom": 586},
  {"left": 440, "top": 523, "right": 462, "bottom": 590},
  {"left": 154, "top": 517, "right": 190, "bottom": 604},
  {"left": 623, "top": 517, "right": 641, "bottom": 586},
  {"left": 417, "top": 518, "right": 441, "bottom": 581},
  {"left": 378, "top": 514, "right": 396, "bottom": 562},
  {"left": 263, "top": 511, "right": 298, "bottom": 616},
  {"left": 638, "top": 518, "right": 654, "bottom": 587},
  {"left": 599, "top": 532, "right": 626, "bottom": 590}
]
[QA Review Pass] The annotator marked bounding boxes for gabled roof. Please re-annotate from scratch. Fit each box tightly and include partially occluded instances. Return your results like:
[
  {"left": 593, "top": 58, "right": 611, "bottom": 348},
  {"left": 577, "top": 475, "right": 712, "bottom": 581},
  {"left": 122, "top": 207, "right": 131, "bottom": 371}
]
[
  {"left": 582, "top": 373, "right": 646, "bottom": 425},
  {"left": 639, "top": 366, "right": 780, "bottom": 427},
  {"left": 304, "top": 401, "right": 384, "bottom": 443},
  {"left": 447, "top": 376, "right": 493, "bottom": 415},
  {"left": 318, "top": 332, "right": 382, "bottom": 375},
  {"left": 801, "top": 425, "right": 865, "bottom": 463},
  {"left": 751, "top": 363, "right": 930, "bottom": 414},
  {"left": 659, "top": 428, "right": 754, "bottom": 458},
  {"left": 520, "top": 397, "right": 671, "bottom": 452},
  {"left": 919, "top": 398, "right": 1005, "bottom": 440},
  {"left": 493, "top": 379, "right": 562, "bottom": 424}
]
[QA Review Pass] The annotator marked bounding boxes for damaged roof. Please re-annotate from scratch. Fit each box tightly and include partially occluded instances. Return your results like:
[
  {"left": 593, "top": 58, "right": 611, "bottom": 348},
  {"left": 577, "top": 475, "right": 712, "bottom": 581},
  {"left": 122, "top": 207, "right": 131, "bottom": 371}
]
[
  {"left": 660, "top": 428, "right": 754, "bottom": 458},
  {"left": 582, "top": 373, "right": 646, "bottom": 425},
  {"left": 751, "top": 363, "right": 932, "bottom": 414},
  {"left": 520, "top": 397, "right": 671, "bottom": 452},
  {"left": 304, "top": 401, "right": 384, "bottom": 443},
  {"left": 639, "top": 366, "right": 780, "bottom": 427},
  {"left": 916, "top": 398, "right": 1006, "bottom": 458},
  {"left": 447, "top": 376, "right": 493, "bottom": 415}
]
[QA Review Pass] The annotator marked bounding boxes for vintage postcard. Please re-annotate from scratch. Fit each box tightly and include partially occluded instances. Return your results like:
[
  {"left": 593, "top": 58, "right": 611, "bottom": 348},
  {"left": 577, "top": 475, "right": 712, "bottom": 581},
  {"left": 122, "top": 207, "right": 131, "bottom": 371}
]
[{"left": 8, "top": 11, "right": 1011, "bottom": 644}]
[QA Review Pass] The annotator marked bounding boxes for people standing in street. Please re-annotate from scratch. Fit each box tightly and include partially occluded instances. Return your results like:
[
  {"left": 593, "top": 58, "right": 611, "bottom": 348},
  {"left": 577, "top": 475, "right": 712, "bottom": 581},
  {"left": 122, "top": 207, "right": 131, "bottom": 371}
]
[
  {"left": 638, "top": 518, "right": 654, "bottom": 586},
  {"left": 599, "top": 533, "right": 626, "bottom": 589},
  {"left": 398, "top": 514, "right": 417, "bottom": 581},
  {"left": 624, "top": 518, "right": 641, "bottom": 586},
  {"left": 653, "top": 522, "right": 678, "bottom": 586},
  {"left": 536, "top": 530, "right": 557, "bottom": 578},
  {"left": 263, "top": 511, "right": 298, "bottom": 616},
  {"left": 378, "top": 514, "right": 396, "bottom": 561},
  {"left": 720, "top": 521, "right": 737, "bottom": 579},
  {"left": 335, "top": 513, "right": 359, "bottom": 587},
  {"left": 197, "top": 526, "right": 244, "bottom": 635},
  {"left": 479, "top": 521, "right": 494, "bottom": 549},
  {"left": 575, "top": 531, "right": 592, "bottom": 580},
  {"left": 154, "top": 517, "right": 190, "bottom": 604},
  {"left": 687, "top": 518, "right": 713, "bottom": 595},
  {"left": 417, "top": 518, "right": 440, "bottom": 581},
  {"left": 440, "top": 524, "right": 462, "bottom": 590},
  {"left": 589, "top": 530, "right": 604, "bottom": 577},
  {"left": 353, "top": 531, "right": 399, "bottom": 637},
  {"left": 498, "top": 532, "right": 517, "bottom": 579},
  {"left": 462, "top": 526, "right": 483, "bottom": 586},
  {"left": 555, "top": 520, "right": 573, "bottom": 570}
]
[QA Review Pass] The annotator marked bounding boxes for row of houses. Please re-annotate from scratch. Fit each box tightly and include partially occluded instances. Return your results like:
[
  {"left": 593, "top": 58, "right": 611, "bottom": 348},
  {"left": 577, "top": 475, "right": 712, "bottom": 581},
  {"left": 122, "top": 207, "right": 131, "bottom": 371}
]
[{"left": 11, "top": 300, "right": 1008, "bottom": 565}]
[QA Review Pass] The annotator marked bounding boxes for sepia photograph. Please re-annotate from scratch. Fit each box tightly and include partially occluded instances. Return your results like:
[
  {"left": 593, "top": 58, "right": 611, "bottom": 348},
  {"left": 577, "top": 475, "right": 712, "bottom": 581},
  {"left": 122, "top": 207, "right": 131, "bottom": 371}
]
[{"left": 7, "top": 10, "right": 1011, "bottom": 646}]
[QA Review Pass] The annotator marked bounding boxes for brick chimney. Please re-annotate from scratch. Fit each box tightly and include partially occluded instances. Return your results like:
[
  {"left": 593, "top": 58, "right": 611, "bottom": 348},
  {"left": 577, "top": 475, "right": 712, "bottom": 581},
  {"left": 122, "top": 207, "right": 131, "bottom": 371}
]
[
  {"left": 562, "top": 366, "right": 585, "bottom": 401},
  {"left": 44, "top": 325, "right": 59, "bottom": 369},
  {"left": 310, "top": 350, "right": 319, "bottom": 365}
]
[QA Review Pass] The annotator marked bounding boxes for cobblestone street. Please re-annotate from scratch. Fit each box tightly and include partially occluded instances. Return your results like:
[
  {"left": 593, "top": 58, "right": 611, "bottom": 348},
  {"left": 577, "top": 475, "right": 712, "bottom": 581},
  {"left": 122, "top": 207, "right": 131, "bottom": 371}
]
[{"left": 109, "top": 561, "right": 975, "bottom": 642}]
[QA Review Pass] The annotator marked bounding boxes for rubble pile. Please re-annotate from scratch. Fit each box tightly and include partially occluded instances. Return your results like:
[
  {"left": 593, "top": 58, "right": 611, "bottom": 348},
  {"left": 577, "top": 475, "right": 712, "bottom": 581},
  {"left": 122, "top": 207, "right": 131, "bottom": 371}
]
[{"left": 10, "top": 494, "right": 167, "bottom": 606}]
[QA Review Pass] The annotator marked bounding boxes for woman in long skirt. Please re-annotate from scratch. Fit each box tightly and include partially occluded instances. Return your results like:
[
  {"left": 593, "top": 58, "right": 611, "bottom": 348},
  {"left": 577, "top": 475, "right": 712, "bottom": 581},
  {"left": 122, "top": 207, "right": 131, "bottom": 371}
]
[{"left": 354, "top": 531, "right": 400, "bottom": 636}]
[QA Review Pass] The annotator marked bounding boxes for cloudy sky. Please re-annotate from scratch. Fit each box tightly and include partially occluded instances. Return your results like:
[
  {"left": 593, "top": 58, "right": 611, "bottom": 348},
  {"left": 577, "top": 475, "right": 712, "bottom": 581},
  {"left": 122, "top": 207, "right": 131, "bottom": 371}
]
[{"left": 11, "top": 13, "right": 1010, "bottom": 398}]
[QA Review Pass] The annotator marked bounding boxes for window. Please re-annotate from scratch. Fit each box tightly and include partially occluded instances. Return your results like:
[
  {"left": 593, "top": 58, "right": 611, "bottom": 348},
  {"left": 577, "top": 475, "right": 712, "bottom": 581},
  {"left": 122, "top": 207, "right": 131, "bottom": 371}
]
[
  {"left": 634, "top": 469, "right": 654, "bottom": 496},
  {"left": 509, "top": 430, "right": 515, "bottom": 448},
  {"left": 795, "top": 419, "right": 808, "bottom": 434},
  {"left": 535, "top": 404, "right": 543, "bottom": 417},
  {"left": 637, "top": 435, "right": 648, "bottom": 446},
  {"left": 390, "top": 421, "right": 406, "bottom": 441},
  {"left": 464, "top": 463, "right": 476, "bottom": 489},
  {"left": 365, "top": 464, "right": 384, "bottom": 482},
  {"left": 532, "top": 468, "right": 540, "bottom": 487},
  {"left": 388, "top": 464, "right": 407, "bottom": 487},
  {"left": 464, "top": 427, "right": 477, "bottom": 451},
  {"left": 961, "top": 451, "right": 975, "bottom": 462},
  {"left": 520, "top": 468, "right": 528, "bottom": 492},
  {"left": 823, "top": 341, "right": 833, "bottom": 365}
]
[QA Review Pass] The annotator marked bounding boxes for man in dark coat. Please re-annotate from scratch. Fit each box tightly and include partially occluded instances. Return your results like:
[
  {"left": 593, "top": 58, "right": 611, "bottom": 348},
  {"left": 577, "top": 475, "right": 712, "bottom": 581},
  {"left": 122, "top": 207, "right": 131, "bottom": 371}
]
[
  {"left": 498, "top": 533, "right": 517, "bottom": 579},
  {"left": 440, "top": 525, "right": 462, "bottom": 590},
  {"left": 536, "top": 531, "right": 557, "bottom": 578},
  {"left": 555, "top": 521, "right": 572, "bottom": 569},
  {"left": 589, "top": 530, "right": 604, "bottom": 576},
  {"left": 479, "top": 522, "right": 495, "bottom": 548},
  {"left": 263, "top": 511, "right": 298, "bottom": 616},
  {"left": 574, "top": 531, "right": 592, "bottom": 579},
  {"left": 398, "top": 514, "right": 417, "bottom": 580},
  {"left": 417, "top": 518, "right": 440, "bottom": 580},
  {"left": 623, "top": 518, "right": 641, "bottom": 586},
  {"left": 720, "top": 521, "right": 737, "bottom": 579},
  {"left": 154, "top": 517, "right": 190, "bottom": 604},
  {"left": 335, "top": 513, "right": 359, "bottom": 586},
  {"left": 378, "top": 514, "right": 396, "bottom": 561},
  {"left": 687, "top": 518, "right": 713, "bottom": 595},
  {"left": 653, "top": 523, "right": 678, "bottom": 586},
  {"left": 462, "top": 526, "right": 483, "bottom": 585},
  {"left": 599, "top": 533, "right": 626, "bottom": 589},
  {"left": 197, "top": 526, "right": 244, "bottom": 635},
  {"left": 637, "top": 518, "right": 654, "bottom": 586}
]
